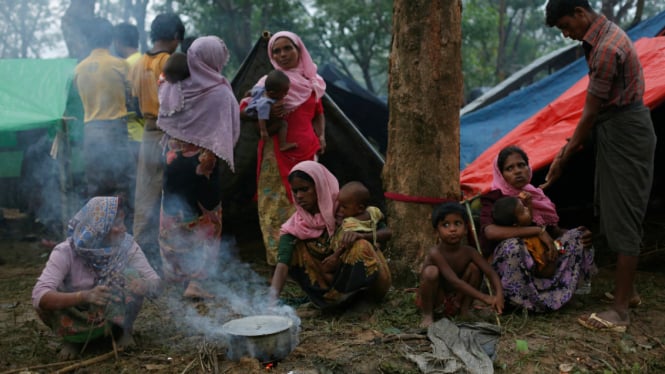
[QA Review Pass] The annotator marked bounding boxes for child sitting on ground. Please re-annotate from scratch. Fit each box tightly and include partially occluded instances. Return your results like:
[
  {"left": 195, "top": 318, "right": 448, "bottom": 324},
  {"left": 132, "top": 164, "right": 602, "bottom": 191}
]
[
  {"left": 492, "top": 193, "right": 559, "bottom": 278},
  {"left": 321, "top": 181, "right": 390, "bottom": 283},
  {"left": 417, "top": 202, "right": 504, "bottom": 328},
  {"left": 162, "top": 52, "right": 190, "bottom": 83},
  {"left": 245, "top": 70, "right": 296, "bottom": 151}
]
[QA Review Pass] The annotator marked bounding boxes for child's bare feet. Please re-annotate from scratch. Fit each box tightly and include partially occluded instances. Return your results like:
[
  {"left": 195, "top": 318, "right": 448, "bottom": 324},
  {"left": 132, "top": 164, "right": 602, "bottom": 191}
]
[
  {"left": 183, "top": 281, "right": 214, "bottom": 300},
  {"left": 420, "top": 314, "right": 434, "bottom": 328},
  {"left": 279, "top": 142, "right": 298, "bottom": 152},
  {"left": 58, "top": 341, "right": 80, "bottom": 360}
]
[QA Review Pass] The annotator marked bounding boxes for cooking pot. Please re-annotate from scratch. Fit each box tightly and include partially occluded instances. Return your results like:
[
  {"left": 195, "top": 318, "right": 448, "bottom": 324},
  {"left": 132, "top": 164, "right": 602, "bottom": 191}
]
[{"left": 221, "top": 315, "right": 297, "bottom": 362}]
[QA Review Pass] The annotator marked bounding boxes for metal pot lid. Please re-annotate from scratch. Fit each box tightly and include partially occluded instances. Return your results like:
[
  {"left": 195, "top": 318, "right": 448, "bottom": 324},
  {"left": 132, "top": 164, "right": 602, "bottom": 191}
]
[{"left": 221, "top": 315, "right": 293, "bottom": 337}]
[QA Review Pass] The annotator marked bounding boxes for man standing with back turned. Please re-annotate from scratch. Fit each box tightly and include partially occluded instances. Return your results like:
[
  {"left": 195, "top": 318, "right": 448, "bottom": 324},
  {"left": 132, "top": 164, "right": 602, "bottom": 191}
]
[
  {"left": 129, "top": 13, "right": 185, "bottom": 270},
  {"left": 542, "top": 0, "right": 655, "bottom": 332}
]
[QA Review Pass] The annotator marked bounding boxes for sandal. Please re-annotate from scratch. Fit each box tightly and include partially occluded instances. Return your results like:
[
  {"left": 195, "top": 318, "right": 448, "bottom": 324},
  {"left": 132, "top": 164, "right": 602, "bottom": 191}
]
[
  {"left": 578, "top": 312, "right": 628, "bottom": 333},
  {"left": 602, "top": 292, "right": 642, "bottom": 307}
]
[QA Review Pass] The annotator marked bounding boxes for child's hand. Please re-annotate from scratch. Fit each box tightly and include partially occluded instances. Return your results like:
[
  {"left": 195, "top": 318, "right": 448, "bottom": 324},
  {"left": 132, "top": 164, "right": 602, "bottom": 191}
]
[
  {"left": 485, "top": 295, "right": 504, "bottom": 315},
  {"left": 518, "top": 191, "right": 532, "bottom": 206},
  {"left": 260, "top": 129, "right": 270, "bottom": 141}
]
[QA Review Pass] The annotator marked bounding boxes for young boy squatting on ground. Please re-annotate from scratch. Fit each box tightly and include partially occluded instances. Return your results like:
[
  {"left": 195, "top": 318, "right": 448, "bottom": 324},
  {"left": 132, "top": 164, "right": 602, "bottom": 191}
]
[{"left": 418, "top": 202, "right": 504, "bottom": 328}]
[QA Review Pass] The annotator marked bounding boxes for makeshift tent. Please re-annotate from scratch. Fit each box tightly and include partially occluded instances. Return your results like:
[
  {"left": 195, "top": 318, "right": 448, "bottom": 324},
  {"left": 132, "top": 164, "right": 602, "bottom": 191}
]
[
  {"left": 0, "top": 58, "right": 84, "bottom": 231},
  {"left": 460, "top": 10, "right": 665, "bottom": 169},
  {"left": 0, "top": 59, "right": 80, "bottom": 176},
  {"left": 460, "top": 36, "right": 665, "bottom": 196},
  {"left": 319, "top": 64, "right": 389, "bottom": 154}
]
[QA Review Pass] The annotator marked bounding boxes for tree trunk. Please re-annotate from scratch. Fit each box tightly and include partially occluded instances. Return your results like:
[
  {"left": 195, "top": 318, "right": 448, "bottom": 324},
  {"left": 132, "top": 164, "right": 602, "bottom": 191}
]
[
  {"left": 61, "top": 0, "right": 95, "bottom": 60},
  {"left": 383, "top": 0, "right": 462, "bottom": 285}
]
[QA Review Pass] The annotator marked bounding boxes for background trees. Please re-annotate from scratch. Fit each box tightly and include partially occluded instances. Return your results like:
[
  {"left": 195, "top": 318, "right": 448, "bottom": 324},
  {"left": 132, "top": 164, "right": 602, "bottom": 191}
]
[{"left": 1, "top": 0, "right": 661, "bottom": 99}]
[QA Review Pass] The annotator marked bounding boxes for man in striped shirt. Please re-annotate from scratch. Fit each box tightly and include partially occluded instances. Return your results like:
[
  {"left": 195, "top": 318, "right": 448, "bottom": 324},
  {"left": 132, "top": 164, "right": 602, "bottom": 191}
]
[{"left": 542, "top": 0, "right": 656, "bottom": 332}]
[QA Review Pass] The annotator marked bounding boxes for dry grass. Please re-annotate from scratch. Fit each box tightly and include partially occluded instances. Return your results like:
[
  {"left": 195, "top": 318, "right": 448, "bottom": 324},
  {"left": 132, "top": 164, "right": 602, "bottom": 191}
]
[{"left": 1, "top": 224, "right": 665, "bottom": 373}]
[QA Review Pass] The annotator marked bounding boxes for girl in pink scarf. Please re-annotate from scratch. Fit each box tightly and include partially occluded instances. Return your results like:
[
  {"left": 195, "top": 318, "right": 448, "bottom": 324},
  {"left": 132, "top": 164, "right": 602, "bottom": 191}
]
[
  {"left": 270, "top": 161, "right": 392, "bottom": 308},
  {"left": 249, "top": 31, "right": 328, "bottom": 266}
]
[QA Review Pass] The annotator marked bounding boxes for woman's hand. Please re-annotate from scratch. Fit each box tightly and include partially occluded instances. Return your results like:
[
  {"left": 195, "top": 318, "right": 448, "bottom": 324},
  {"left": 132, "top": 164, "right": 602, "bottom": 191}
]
[
  {"left": 82, "top": 285, "right": 114, "bottom": 306},
  {"left": 540, "top": 145, "right": 566, "bottom": 190},
  {"left": 339, "top": 231, "right": 362, "bottom": 249},
  {"left": 578, "top": 226, "right": 593, "bottom": 248},
  {"left": 317, "top": 135, "right": 326, "bottom": 155},
  {"left": 127, "top": 279, "right": 149, "bottom": 296}
]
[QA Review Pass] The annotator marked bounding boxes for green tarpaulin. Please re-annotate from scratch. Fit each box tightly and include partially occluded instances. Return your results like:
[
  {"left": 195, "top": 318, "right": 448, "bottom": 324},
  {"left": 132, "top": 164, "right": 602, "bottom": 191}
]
[
  {"left": 0, "top": 58, "right": 77, "bottom": 133},
  {"left": 0, "top": 58, "right": 82, "bottom": 177}
]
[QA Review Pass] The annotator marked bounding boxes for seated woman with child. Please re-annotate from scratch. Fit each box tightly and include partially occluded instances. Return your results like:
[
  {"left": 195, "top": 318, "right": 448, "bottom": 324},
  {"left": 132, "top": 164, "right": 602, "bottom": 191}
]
[
  {"left": 269, "top": 161, "right": 392, "bottom": 309},
  {"left": 479, "top": 145, "right": 596, "bottom": 312}
]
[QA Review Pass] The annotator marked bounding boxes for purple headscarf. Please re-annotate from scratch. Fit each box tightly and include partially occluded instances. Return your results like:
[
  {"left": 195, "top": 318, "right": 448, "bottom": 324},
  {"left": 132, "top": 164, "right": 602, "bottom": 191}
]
[{"left": 158, "top": 36, "right": 240, "bottom": 171}]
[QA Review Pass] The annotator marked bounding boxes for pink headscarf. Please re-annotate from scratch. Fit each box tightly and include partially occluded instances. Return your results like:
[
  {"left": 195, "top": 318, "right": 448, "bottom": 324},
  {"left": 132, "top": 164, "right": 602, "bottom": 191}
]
[
  {"left": 256, "top": 31, "right": 326, "bottom": 113},
  {"left": 490, "top": 153, "right": 560, "bottom": 226},
  {"left": 157, "top": 36, "right": 240, "bottom": 171},
  {"left": 280, "top": 161, "right": 339, "bottom": 240}
]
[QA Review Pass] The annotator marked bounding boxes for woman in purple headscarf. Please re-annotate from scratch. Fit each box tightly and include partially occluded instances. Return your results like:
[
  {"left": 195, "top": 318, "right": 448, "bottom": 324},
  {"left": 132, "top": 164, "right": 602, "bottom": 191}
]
[
  {"left": 32, "top": 196, "right": 161, "bottom": 359},
  {"left": 157, "top": 36, "right": 240, "bottom": 299}
]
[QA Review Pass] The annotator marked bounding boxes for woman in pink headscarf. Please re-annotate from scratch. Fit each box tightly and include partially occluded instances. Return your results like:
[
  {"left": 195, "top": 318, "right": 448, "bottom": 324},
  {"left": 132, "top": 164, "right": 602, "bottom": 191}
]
[
  {"left": 241, "top": 31, "right": 327, "bottom": 266},
  {"left": 269, "top": 161, "right": 391, "bottom": 309},
  {"left": 479, "top": 145, "right": 596, "bottom": 312},
  {"left": 157, "top": 36, "right": 240, "bottom": 299}
]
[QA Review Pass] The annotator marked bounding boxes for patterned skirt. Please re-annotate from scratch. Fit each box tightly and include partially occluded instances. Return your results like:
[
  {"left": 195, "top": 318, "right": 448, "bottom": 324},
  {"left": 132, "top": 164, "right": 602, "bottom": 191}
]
[
  {"left": 257, "top": 140, "right": 296, "bottom": 265},
  {"left": 288, "top": 232, "right": 392, "bottom": 308},
  {"left": 37, "top": 268, "right": 143, "bottom": 343},
  {"left": 159, "top": 138, "right": 222, "bottom": 283},
  {"left": 491, "top": 228, "right": 596, "bottom": 312}
]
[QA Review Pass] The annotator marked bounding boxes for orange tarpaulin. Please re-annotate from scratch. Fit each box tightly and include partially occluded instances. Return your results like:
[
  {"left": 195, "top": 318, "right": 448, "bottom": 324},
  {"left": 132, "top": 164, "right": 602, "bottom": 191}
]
[{"left": 460, "top": 37, "right": 665, "bottom": 196}]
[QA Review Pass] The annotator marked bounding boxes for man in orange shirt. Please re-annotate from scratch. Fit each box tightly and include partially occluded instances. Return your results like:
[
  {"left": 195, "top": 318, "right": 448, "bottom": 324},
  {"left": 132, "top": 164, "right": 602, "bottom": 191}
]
[{"left": 129, "top": 13, "right": 184, "bottom": 268}]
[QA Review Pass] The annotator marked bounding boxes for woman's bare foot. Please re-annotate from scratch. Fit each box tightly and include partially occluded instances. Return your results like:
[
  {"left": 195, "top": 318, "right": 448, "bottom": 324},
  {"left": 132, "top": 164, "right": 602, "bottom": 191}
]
[
  {"left": 183, "top": 281, "right": 214, "bottom": 300},
  {"left": 58, "top": 341, "right": 80, "bottom": 360}
]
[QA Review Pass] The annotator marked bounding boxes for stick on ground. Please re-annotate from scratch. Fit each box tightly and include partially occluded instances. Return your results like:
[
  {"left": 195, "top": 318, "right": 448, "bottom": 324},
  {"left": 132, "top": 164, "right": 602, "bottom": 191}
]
[{"left": 54, "top": 349, "right": 121, "bottom": 374}]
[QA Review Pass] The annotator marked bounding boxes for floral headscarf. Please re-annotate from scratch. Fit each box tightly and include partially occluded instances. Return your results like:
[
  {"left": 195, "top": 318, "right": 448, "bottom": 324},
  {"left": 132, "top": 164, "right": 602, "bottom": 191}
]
[
  {"left": 280, "top": 161, "right": 339, "bottom": 240},
  {"left": 68, "top": 196, "right": 131, "bottom": 288}
]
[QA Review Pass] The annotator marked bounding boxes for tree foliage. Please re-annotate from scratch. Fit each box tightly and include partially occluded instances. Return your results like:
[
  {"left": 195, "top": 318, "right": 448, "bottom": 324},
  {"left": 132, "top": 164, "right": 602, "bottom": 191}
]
[
  {"left": 310, "top": 0, "right": 392, "bottom": 95},
  {"left": 166, "top": 0, "right": 318, "bottom": 78},
  {"left": 0, "top": 0, "right": 60, "bottom": 58}
]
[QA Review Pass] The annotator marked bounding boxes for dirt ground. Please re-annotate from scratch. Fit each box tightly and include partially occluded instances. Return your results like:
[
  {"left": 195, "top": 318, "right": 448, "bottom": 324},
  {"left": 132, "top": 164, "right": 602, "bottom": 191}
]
[{"left": 1, "top": 216, "right": 665, "bottom": 374}]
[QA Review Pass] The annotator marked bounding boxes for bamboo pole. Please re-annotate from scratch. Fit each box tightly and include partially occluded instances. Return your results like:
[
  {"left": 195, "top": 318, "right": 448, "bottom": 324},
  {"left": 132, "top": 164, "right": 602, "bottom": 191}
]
[{"left": 463, "top": 197, "right": 501, "bottom": 328}]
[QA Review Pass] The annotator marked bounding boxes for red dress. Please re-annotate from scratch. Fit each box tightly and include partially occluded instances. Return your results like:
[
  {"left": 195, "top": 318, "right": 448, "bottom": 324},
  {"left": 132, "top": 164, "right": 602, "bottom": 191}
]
[{"left": 254, "top": 93, "right": 323, "bottom": 200}]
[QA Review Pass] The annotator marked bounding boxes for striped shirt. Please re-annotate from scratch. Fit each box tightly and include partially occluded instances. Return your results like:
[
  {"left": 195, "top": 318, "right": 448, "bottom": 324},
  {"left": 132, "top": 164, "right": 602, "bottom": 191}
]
[{"left": 582, "top": 15, "right": 644, "bottom": 108}]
